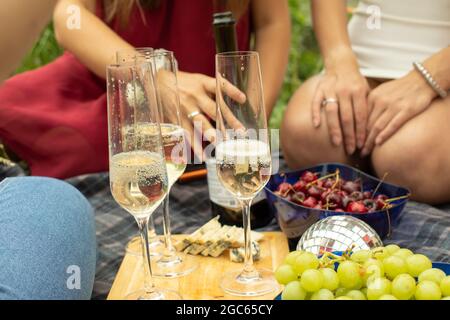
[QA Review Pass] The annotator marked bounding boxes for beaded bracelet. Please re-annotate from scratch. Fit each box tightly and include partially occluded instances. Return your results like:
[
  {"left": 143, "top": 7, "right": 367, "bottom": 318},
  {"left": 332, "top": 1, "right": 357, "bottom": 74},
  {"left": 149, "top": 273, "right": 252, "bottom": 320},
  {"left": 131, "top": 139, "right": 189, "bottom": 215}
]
[{"left": 413, "top": 62, "right": 448, "bottom": 99}]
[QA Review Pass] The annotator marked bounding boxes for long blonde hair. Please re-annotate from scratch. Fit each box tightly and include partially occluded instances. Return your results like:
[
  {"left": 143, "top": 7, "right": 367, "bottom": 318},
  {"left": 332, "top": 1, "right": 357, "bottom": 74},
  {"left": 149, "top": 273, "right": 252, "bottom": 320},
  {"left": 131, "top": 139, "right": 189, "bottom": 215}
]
[
  {"left": 103, "top": 0, "right": 160, "bottom": 27},
  {"left": 103, "top": 0, "right": 250, "bottom": 27}
]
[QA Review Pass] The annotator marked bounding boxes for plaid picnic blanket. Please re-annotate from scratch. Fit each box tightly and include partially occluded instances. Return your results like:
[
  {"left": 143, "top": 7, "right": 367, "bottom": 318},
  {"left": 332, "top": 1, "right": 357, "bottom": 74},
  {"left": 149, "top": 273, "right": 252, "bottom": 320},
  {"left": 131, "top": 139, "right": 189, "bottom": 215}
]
[{"left": 1, "top": 161, "right": 449, "bottom": 300}]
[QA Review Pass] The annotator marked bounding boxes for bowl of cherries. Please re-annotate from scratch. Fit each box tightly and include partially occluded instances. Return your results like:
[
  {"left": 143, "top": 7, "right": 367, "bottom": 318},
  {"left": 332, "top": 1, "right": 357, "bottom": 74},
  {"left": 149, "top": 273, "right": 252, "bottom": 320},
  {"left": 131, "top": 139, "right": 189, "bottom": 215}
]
[{"left": 264, "top": 163, "right": 410, "bottom": 241}]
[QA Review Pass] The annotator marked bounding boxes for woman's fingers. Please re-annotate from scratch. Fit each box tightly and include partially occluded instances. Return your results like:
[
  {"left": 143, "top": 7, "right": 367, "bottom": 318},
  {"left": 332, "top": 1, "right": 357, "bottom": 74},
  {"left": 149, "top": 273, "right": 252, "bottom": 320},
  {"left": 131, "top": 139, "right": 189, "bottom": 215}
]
[
  {"left": 324, "top": 101, "right": 342, "bottom": 147},
  {"left": 211, "top": 73, "right": 247, "bottom": 104},
  {"left": 338, "top": 94, "right": 356, "bottom": 155},
  {"left": 196, "top": 94, "right": 217, "bottom": 119},
  {"left": 352, "top": 90, "right": 369, "bottom": 149},
  {"left": 311, "top": 86, "right": 324, "bottom": 127},
  {"left": 361, "top": 110, "right": 391, "bottom": 157},
  {"left": 375, "top": 111, "right": 411, "bottom": 146}
]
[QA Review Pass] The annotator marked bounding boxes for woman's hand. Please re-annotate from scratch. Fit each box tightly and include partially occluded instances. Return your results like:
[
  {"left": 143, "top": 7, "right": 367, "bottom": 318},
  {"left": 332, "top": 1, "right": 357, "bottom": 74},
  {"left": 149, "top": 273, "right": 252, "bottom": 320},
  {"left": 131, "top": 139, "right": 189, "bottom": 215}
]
[
  {"left": 361, "top": 71, "right": 437, "bottom": 156},
  {"left": 175, "top": 71, "right": 246, "bottom": 159},
  {"left": 312, "top": 65, "right": 370, "bottom": 155}
]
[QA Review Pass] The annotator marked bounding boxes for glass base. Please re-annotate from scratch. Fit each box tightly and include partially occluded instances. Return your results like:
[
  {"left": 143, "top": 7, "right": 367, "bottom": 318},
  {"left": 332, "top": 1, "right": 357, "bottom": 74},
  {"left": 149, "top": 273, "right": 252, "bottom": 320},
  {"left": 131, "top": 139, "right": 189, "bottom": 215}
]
[
  {"left": 126, "top": 236, "right": 164, "bottom": 257},
  {"left": 152, "top": 251, "right": 198, "bottom": 278},
  {"left": 126, "top": 288, "right": 182, "bottom": 300},
  {"left": 220, "top": 268, "right": 280, "bottom": 297}
]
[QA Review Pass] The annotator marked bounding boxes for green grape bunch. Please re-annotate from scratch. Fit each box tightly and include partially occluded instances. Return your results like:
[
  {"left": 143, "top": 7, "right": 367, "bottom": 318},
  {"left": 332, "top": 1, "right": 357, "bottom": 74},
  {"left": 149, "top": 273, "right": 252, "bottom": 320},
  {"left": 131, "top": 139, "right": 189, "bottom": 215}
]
[{"left": 276, "top": 245, "right": 449, "bottom": 300}]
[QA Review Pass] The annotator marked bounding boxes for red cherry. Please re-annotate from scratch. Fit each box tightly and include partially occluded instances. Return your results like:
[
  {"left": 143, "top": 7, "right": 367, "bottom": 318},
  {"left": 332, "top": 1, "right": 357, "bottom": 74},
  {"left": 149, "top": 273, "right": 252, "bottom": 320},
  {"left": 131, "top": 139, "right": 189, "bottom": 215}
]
[
  {"left": 326, "top": 191, "right": 342, "bottom": 207},
  {"left": 293, "top": 180, "right": 307, "bottom": 192},
  {"left": 350, "top": 191, "right": 364, "bottom": 201},
  {"left": 302, "top": 196, "right": 318, "bottom": 208},
  {"left": 323, "top": 178, "right": 335, "bottom": 189},
  {"left": 374, "top": 194, "right": 389, "bottom": 210},
  {"left": 301, "top": 171, "right": 318, "bottom": 183},
  {"left": 307, "top": 185, "right": 323, "bottom": 198},
  {"left": 342, "top": 180, "right": 361, "bottom": 194},
  {"left": 363, "top": 191, "right": 372, "bottom": 199},
  {"left": 277, "top": 182, "right": 293, "bottom": 197},
  {"left": 374, "top": 194, "right": 388, "bottom": 201},
  {"left": 291, "top": 191, "right": 306, "bottom": 204},
  {"left": 346, "top": 201, "right": 368, "bottom": 213},
  {"left": 335, "top": 208, "right": 345, "bottom": 212}
]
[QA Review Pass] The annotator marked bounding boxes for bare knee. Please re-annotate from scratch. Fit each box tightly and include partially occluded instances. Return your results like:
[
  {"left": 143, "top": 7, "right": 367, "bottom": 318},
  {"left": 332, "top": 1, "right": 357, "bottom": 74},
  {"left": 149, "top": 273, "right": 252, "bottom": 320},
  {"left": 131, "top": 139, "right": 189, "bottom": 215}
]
[
  {"left": 371, "top": 109, "right": 447, "bottom": 204},
  {"left": 281, "top": 76, "right": 352, "bottom": 169}
]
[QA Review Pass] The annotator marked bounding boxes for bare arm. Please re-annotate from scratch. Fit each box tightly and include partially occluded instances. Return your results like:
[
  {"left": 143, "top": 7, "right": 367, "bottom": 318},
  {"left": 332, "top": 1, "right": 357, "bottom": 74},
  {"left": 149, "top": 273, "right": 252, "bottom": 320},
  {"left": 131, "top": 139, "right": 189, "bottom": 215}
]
[
  {"left": 312, "top": 0, "right": 357, "bottom": 71},
  {"left": 251, "top": 0, "right": 291, "bottom": 117},
  {"left": 310, "top": 0, "right": 370, "bottom": 155},
  {"left": 0, "top": 0, "right": 57, "bottom": 82},
  {"left": 53, "top": 0, "right": 133, "bottom": 79},
  {"left": 363, "top": 46, "right": 450, "bottom": 154}
]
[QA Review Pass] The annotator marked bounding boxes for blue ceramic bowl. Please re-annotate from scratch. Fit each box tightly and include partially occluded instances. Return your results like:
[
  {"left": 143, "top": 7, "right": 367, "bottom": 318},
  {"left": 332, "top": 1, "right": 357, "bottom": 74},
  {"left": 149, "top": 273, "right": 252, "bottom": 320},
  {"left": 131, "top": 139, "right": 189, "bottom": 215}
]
[
  {"left": 265, "top": 163, "right": 410, "bottom": 240},
  {"left": 275, "top": 261, "right": 450, "bottom": 300}
]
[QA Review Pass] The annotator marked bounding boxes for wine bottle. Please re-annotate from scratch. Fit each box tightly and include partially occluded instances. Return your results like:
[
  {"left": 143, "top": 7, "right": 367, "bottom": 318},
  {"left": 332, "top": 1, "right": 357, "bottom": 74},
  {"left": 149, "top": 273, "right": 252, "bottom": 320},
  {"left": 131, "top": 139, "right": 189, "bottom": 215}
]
[{"left": 207, "top": 11, "right": 273, "bottom": 229}]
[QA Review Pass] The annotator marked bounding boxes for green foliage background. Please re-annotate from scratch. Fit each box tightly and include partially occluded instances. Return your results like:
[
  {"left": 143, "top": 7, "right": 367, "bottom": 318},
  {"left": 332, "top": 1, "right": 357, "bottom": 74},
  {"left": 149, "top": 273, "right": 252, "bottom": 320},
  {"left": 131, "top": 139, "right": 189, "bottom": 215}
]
[{"left": 15, "top": 0, "right": 322, "bottom": 129}]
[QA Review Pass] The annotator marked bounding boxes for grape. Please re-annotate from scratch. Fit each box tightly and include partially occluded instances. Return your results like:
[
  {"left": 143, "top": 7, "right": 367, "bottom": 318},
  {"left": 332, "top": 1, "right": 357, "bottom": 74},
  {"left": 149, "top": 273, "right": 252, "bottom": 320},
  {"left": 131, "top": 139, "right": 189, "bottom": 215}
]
[
  {"left": 363, "top": 259, "right": 385, "bottom": 283},
  {"left": 392, "top": 274, "right": 416, "bottom": 300},
  {"left": 293, "top": 252, "right": 319, "bottom": 275},
  {"left": 350, "top": 250, "right": 372, "bottom": 263},
  {"left": 320, "top": 268, "right": 340, "bottom": 291},
  {"left": 393, "top": 248, "right": 414, "bottom": 260},
  {"left": 406, "top": 254, "right": 432, "bottom": 277},
  {"left": 383, "top": 255, "right": 408, "bottom": 280},
  {"left": 346, "top": 290, "right": 366, "bottom": 300},
  {"left": 372, "top": 247, "right": 389, "bottom": 261},
  {"left": 300, "top": 269, "right": 323, "bottom": 292},
  {"left": 275, "top": 264, "right": 298, "bottom": 285},
  {"left": 281, "top": 281, "right": 307, "bottom": 300},
  {"left": 367, "top": 278, "right": 391, "bottom": 300},
  {"left": 335, "top": 287, "right": 349, "bottom": 297},
  {"left": 310, "top": 288, "right": 334, "bottom": 300},
  {"left": 385, "top": 244, "right": 400, "bottom": 255},
  {"left": 440, "top": 276, "right": 450, "bottom": 297},
  {"left": 337, "top": 261, "right": 363, "bottom": 289},
  {"left": 335, "top": 296, "right": 352, "bottom": 300},
  {"left": 379, "top": 294, "right": 398, "bottom": 300},
  {"left": 284, "top": 250, "right": 304, "bottom": 266},
  {"left": 418, "top": 268, "right": 446, "bottom": 285},
  {"left": 415, "top": 280, "right": 442, "bottom": 300}
]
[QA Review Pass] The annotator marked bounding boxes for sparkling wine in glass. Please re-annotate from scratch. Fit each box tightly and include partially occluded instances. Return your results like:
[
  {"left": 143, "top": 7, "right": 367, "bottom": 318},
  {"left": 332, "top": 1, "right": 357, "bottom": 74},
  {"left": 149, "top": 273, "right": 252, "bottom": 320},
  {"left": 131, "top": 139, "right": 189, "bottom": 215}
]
[
  {"left": 215, "top": 51, "right": 279, "bottom": 296},
  {"left": 116, "top": 47, "right": 164, "bottom": 256},
  {"left": 107, "top": 62, "right": 181, "bottom": 300},
  {"left": 118, "top": 48, "right": 197, "bottom": 277}
]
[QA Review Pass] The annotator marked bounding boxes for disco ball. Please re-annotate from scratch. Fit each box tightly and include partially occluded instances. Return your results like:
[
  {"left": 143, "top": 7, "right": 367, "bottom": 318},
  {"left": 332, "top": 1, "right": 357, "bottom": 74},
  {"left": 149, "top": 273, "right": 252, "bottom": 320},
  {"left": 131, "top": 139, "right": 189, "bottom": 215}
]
[{"left": 296, "top": 215, "right": 383, "bottom": 255}]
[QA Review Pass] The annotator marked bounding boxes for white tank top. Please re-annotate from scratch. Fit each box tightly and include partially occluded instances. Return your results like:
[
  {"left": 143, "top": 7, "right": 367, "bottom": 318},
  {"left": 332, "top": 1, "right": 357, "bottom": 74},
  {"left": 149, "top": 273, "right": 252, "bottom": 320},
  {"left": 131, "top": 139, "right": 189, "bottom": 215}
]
[{"left": 348, "top": 0, "right": 450, "bottom": 79}]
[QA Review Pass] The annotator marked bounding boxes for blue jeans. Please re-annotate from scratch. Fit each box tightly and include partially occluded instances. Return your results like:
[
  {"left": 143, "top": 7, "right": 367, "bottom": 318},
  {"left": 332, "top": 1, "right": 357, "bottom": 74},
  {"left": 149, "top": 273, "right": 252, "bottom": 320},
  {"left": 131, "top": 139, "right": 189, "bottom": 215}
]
[{"left": 0, "top": 177, "right": 96, "bottom": 300}]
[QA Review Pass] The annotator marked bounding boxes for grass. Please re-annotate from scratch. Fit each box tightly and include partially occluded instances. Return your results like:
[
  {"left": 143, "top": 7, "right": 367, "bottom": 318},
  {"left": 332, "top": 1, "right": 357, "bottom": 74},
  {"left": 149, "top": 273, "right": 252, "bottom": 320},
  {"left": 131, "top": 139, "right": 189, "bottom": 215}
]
[{"left": 15, "top": 1, "right": 322, "bottom": 129}]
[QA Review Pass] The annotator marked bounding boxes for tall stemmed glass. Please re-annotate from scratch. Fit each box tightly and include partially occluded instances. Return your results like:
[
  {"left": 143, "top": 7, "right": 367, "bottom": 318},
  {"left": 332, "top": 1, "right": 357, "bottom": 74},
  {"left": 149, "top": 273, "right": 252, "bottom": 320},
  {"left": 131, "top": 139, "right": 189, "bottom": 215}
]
[
  {"left": 150, "top": 50, "right": 198, "bottom": 278},
  {"left": 107, "top": 62, "right": 181, "bottom": 300},
  {"left": 215, "top": 51, "right": 279, "bottom": 296},
  {"left": 117, "top": 48, "right": 197, "bottom": 277},
  {"left": 116, "top": 48, "right": 164, "bottom": 256}
]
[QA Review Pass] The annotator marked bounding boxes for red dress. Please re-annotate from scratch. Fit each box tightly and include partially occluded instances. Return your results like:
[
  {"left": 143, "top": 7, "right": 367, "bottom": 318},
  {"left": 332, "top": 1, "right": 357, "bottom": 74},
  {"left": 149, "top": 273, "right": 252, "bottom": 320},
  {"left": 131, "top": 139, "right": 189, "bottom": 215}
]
[{"left": 0, "top": 0, "right": 250, "bottom": 178}]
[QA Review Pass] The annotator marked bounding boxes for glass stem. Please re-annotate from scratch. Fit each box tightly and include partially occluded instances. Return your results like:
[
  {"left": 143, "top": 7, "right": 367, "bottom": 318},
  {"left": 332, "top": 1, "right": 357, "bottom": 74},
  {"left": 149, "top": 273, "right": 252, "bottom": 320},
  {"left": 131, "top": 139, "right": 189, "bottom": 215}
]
[
  {"left": 241, "top": 198, "right": 258, "bottom": 277},
  {"left": 136, "top": 217, "right": 155, "bottom": 294},
  {"left": 162, "top": 188, "right": 175, "bottom": 257},
  {"left": 148, "top": 214, "right": 157, "bottom": 240}
]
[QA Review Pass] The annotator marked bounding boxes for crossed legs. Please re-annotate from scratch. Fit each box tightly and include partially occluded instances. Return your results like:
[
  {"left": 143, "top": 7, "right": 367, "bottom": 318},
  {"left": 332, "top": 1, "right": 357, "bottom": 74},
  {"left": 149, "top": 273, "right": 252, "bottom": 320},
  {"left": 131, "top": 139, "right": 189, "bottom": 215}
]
[{"left": 281, "top": 75, "right": 450, "bottom": 204}]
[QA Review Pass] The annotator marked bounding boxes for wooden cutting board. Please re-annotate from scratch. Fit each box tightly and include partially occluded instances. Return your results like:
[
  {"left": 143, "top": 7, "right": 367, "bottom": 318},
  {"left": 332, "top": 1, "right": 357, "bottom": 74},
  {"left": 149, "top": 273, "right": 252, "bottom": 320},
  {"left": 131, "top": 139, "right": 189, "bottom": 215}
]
[{"left": 108, "top": 232, "right": 289, "bottom": 300}]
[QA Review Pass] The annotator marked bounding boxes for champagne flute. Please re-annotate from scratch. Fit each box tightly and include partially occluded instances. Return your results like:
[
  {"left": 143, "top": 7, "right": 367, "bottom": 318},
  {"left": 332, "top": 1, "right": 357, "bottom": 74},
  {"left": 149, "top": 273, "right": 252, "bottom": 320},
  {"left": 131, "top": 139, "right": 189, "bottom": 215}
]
[
  {"left": 116, "top": 48, "right": 164, "bottom": 256},
  {"left": 149, "top": 49, "right": 197, "bottom": 278},
  {"left": 215, "top": 51, "right": 279, "bottom": 296},
  {"left": 117, "top": 48, "right": 197, "bottom": 277},
  {"left": 107, "top": 62, "right": 181, "bottom": 300}
]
